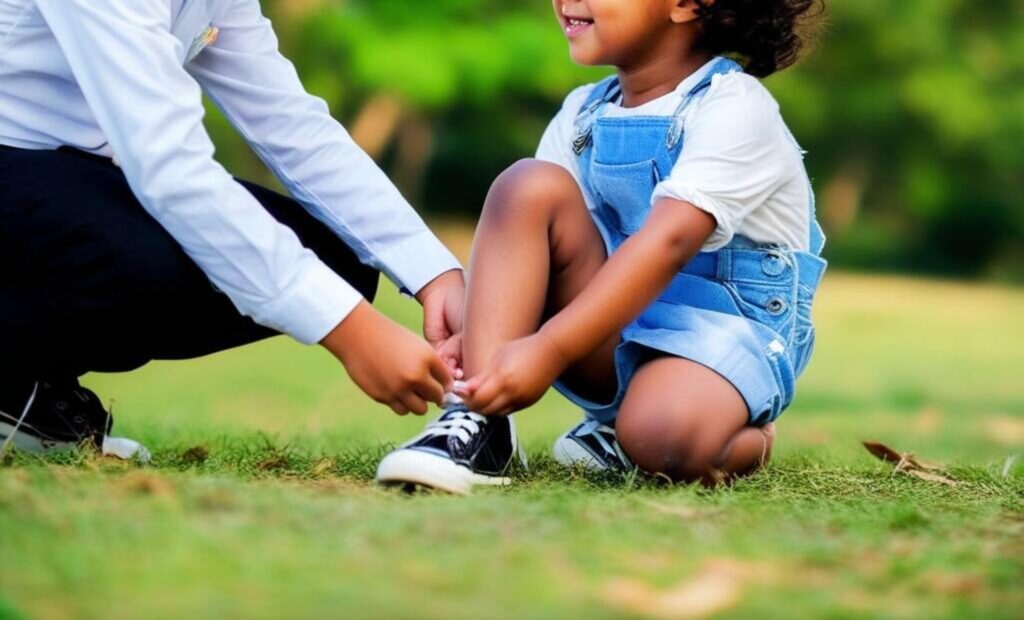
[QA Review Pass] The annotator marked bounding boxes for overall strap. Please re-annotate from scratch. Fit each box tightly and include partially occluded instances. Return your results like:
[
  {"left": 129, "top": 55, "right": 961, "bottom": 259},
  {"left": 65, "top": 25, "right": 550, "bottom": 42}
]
[
  {"left": 571, "top": 75, "right": 621, "bottom": 154},
  {"left": 665, "top": 57, "right": 744, "bottom": 149}
]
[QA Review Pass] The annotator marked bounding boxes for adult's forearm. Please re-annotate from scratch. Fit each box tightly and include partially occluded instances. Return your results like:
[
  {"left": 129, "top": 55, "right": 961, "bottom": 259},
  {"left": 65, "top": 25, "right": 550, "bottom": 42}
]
[
  {"left": 187, "top": 0, "right": 461, "bottom": 296},
  {"left": 34, "top": 0, "right": 365, "bottom": 345}
]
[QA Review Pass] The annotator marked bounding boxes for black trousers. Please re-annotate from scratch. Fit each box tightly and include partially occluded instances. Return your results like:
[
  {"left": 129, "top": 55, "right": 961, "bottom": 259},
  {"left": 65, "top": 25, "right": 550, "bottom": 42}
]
[{"left": 0, "top": 145, "right": 379, "bottom": 381}]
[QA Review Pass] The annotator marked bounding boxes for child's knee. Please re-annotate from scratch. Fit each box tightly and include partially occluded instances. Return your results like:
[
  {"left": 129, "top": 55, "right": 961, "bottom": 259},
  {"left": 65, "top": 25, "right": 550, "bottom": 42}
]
[
  {"left": 616, "top": 405, "right": 738, "bottom": 484},
  {"left": 617, "top": 405, "right": 701, "bottom": 480},
  {"left": 484, "top": 159, "right": 580, "bottom": 221}
]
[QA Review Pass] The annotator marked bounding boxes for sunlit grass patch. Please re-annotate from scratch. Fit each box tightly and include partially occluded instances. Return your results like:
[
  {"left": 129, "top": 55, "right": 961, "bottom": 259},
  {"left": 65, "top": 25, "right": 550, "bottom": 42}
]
[{"left": 1, "top": 265, "right": 1022, "bottom": 618}]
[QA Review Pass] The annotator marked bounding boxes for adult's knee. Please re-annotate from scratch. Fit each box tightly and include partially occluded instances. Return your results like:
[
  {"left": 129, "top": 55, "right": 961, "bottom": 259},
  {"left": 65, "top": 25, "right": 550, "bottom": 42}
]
[{"left": 483, "top": 159, "right": 580, "bottom": 223}]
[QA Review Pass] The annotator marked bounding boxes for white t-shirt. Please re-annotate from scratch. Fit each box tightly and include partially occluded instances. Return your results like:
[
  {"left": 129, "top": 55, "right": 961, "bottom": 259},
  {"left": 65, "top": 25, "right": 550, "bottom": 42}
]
[{"left": 536, "top": 58, "right": 811, "bottom": 251}]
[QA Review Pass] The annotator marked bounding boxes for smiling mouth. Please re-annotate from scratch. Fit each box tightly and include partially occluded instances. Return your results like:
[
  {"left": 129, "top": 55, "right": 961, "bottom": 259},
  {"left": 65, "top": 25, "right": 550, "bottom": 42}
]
[{"left": 563, "top": 16, "right": 594, "bottom": 38}]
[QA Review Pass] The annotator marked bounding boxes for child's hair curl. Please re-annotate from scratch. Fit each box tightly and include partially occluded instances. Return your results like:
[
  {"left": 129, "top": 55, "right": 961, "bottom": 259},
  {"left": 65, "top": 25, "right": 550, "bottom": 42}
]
[{"left": 693, "top": 0, "right": 825, "bottom": 77}]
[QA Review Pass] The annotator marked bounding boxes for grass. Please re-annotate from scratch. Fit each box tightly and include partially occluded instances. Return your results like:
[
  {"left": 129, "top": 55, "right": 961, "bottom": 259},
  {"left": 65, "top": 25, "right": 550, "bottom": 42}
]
[{"left": 1, "top": 225, "right": 1022, "bottom": 619}]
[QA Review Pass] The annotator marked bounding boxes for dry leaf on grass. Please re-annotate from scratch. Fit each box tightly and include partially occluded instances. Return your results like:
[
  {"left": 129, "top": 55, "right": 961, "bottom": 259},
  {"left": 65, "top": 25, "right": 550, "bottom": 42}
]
[
  {"left": 601, "top": 559, "right": 765, "bottom": 620},
  {"left": 862, "top": 441, "right": 959, "bottom": 486}
]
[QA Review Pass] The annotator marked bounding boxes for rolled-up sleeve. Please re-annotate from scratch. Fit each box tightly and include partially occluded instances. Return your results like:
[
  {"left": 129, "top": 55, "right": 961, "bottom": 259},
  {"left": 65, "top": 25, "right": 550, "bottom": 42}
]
[
  {"left": 188, "top": 0, "right": 461, "bottom": 296},
  {"left": 652, "top": 75, "right": 797, "bottom": 249},
  {"left": 34, "top": 0, "right": 368, "bottom": 344}
]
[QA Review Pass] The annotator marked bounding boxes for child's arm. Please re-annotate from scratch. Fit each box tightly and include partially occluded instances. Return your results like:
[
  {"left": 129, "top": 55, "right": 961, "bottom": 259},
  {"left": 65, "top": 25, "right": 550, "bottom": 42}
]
[{"left": 461, "top": 198, "right": 715, "bottom": 415}]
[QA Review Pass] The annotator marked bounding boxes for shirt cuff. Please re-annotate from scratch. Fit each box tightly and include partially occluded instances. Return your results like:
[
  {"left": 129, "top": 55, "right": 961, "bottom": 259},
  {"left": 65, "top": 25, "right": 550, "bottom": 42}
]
[
  {"left": 374, "top": 230, "right": 463, "bottom": 297},
  {"left": 257, "top": 258, "right": 363, "bottom": 345},
  {"left": 652, "top": 183, "right": 735, "bottom": 250}
]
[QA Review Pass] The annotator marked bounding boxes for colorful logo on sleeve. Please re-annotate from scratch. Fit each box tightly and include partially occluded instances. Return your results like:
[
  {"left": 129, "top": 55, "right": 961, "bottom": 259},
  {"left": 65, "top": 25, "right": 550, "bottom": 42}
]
[{"left": 185, "top": 25, "right": 219, "bottom": 63}]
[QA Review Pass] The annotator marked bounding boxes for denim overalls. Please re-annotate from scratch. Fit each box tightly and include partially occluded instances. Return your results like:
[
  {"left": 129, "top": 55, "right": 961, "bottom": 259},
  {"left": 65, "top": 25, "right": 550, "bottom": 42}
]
[{"left": 554, "top": 58, "right": 827, "bottom": 426}]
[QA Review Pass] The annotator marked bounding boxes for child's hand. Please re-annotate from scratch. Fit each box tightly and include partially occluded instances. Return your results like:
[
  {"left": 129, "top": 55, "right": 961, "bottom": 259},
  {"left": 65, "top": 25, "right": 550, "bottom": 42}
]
[
  {"left": 322, "top": 301, "right": 452, "bottom": 415},
  {"left": 459, "top": 333, "right": 569, "bottom": 416}
]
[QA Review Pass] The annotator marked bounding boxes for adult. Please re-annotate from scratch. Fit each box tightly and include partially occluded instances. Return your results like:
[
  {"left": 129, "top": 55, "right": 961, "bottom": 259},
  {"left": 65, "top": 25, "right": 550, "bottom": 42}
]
[{"left": 0, "top": 0, "right": 464, "bottom": 457}]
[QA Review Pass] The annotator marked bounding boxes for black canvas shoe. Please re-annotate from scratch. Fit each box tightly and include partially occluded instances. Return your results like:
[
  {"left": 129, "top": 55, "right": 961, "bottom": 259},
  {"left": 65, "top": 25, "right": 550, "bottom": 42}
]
[
  {"left": 0, "top": 379, "right": 150, "bottom": 461},
  {"left": 376, "top": 396, "right": 526, "bottom": 494},
  {"left": 552, "top": 419, "right": 632, "bottom": 472}
]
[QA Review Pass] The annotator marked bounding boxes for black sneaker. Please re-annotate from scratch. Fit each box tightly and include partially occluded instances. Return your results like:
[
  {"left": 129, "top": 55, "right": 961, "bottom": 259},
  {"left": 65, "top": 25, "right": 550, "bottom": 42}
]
[
  {"left": 0, "top": 379, "right": 150, "bottom": 461},
  {"left": 376, "top": 396, "right": 526, "bottom": 494},
  {"left": 552, "top": 419, "right": 632, "bottom": 472}
]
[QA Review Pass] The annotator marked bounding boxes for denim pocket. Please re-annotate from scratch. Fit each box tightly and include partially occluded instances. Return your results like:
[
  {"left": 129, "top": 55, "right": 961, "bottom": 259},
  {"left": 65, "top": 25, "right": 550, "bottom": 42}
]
[
  {"left": 757, "top": 342, "right": 797, "bottom": 424},
  {"left": 790, "top": 283, "right": 816, "bottom": 376},
  {"left": 794, "top": 284, "right": 815, "bottom": 344},
  {"left": 792, "top": 326, "right": 816, "bottom": 377},
  {"left": 590, "top": 159, "right": 659, "bottom": 235},
  {"left": 723, "top": 279, "right": 797, "bottom": 342}
]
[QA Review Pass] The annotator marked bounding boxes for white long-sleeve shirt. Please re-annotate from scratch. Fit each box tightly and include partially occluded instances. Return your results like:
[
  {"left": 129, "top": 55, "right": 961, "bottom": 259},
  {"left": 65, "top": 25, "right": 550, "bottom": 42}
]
[{"left": 0, "top": 0, "right": 461, "bottom": 344}]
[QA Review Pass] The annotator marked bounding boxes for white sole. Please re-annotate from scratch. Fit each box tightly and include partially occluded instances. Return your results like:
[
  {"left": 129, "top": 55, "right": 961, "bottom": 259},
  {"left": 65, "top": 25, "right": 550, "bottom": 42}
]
[
  {"left": 0, "top": 421, "right": 151, "bottom": 462},
  {"left": 375, "top": 448, "right": 511, "bottom": 495},
  {"left": 552, "top": 434, "right": 608, "bottom": 471},
  {"left": 0, "top": 420, "right": 73, "bottom": 453}
]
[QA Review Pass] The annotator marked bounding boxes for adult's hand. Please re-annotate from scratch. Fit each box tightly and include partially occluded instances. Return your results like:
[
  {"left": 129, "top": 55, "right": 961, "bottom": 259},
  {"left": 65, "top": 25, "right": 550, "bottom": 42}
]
[
  {"left": 415, "top": 269, "right": 466, "bottom": 377},
  {"left": 321, "top": 301, "right": 452, "bottom": 415}
]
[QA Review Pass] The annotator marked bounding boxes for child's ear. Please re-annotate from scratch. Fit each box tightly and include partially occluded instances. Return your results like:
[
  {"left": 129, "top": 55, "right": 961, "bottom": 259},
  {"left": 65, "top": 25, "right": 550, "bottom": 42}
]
[{"left": 670, "top": 0, "right": 702, "bottom": 24}]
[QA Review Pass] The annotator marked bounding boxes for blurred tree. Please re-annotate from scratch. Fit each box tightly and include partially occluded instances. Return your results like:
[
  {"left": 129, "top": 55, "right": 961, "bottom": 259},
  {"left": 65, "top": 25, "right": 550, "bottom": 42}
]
[
  {"left": 769, "top": 0, "right": 1024, "bottom": 279},
  {"left": 207, "top": 0, "right": 1024, "bottom": 281}
]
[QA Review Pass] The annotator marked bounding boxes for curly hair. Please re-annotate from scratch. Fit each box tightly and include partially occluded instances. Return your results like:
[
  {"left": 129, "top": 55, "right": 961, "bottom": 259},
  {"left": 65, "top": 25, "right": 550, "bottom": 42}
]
[{"left": 693, "top": 0, "right": 825, "bottom": 78}]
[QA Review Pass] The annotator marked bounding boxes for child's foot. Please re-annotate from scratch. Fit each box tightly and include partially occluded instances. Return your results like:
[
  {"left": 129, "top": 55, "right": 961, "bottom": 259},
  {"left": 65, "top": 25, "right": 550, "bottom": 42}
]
[
  {"left": 552, "top": 419, "right": 632, "bottom": 472},
  {"left": 376, "top": 395, "right": 526, "bottom": 495},
  {"left": 0, "top": 379, "right": 151, "bottom": 462}
]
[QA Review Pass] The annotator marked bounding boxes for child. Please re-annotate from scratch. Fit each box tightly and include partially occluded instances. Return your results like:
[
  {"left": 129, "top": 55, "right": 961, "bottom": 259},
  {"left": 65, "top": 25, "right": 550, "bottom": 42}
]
[{"left": 377, "top": 0, "right": 827, "bottom": 493}]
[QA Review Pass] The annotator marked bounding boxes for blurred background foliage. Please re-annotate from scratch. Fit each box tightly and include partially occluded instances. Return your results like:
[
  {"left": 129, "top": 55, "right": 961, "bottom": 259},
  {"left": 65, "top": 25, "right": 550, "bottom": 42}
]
[{"left": 206, "top": 0, "right": 1024, "bottom": 281}]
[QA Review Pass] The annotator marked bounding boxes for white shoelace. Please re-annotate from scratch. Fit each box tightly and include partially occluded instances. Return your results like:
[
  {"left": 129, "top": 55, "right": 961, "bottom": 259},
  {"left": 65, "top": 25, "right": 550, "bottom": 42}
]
[
  {"left": 0, "top": 381, "right": 39, "bottom": 459},
  {"left": 421, "top": 410, "right": 486, "bottom": 445},
  {"left": 573, "top": 419, "right": 630, "bottom": 466},
  {"left": 410, "top": 390, "right": 487, "bottom": 445},
  {"left": 574, "top": 419, "right": 615, "bottom": 451}
]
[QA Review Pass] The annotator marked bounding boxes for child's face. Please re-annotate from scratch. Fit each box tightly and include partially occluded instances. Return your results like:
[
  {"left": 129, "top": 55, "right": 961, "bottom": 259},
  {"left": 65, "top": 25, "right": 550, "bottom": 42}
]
[{"left": 553, "top": 0, "right": 696, "bottom": 67}]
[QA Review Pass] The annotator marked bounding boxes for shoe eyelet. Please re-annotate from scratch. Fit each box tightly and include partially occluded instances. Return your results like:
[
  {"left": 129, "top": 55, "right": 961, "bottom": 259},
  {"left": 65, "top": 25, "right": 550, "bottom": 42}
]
[{"left": 55, "top": 400, "right": 69, "bottom": 411}]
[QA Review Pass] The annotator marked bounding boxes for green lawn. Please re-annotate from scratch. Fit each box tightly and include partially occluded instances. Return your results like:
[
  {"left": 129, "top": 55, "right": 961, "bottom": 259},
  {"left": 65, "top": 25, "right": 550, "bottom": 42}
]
[{"left": 2, "top": 245, "right": 1022, "bottom": 619}]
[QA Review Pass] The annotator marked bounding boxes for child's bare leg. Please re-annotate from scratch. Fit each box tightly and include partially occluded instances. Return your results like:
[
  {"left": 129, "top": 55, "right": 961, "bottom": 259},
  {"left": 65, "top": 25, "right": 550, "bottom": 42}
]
[
  {"left": 615, "top": 356, "right": 776, "bottom": 485},
  {"left": 462, "top": 159, "right": 617, "bottom": 401}
]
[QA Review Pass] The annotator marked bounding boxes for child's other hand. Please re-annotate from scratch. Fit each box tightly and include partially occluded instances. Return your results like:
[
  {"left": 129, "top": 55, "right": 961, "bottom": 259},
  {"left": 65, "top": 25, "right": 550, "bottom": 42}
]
[
  {"left": 459, "top": 333, "right": 569, "bottom": 416},
  {"left": 322, "top": 301, "right": 452, "bottom": 415}
]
